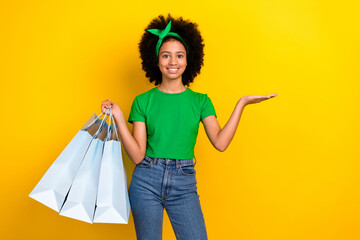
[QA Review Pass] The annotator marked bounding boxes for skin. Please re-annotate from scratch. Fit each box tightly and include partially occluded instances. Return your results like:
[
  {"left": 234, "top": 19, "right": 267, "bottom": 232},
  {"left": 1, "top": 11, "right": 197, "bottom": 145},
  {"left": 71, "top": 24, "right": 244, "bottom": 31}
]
[{"left": 101, "top": 39, "right": 277, "bottom": 164}]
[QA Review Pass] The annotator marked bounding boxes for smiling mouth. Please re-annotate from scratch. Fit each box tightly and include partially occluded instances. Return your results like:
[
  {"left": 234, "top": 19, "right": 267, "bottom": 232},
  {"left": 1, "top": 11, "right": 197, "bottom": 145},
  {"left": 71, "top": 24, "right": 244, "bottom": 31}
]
[{"left": 167, "top": 68, "right": 180, "bottom": 73}]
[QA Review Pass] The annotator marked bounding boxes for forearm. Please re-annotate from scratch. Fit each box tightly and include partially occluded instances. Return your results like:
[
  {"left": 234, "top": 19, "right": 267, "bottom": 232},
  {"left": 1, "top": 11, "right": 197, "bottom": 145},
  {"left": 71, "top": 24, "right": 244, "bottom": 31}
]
[
  {"left": 113, "top": 113, "right": 144, "bottom": 164},
  {"left": 215, "top": 100, "right": 246, "bottom": 151}
]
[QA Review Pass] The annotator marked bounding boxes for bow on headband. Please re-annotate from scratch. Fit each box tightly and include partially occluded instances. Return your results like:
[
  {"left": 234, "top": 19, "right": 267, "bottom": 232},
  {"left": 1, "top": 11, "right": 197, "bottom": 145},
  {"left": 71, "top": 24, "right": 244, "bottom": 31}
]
[{"left": 147, "top": 21, "right": 189, "bottom": 58}]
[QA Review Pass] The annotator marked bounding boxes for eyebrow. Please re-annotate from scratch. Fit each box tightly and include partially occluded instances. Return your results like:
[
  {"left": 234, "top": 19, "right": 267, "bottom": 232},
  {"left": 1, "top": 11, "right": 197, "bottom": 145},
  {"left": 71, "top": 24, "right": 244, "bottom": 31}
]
[{"left": 160, "top": 51, "right": 185, "bottom": 54}]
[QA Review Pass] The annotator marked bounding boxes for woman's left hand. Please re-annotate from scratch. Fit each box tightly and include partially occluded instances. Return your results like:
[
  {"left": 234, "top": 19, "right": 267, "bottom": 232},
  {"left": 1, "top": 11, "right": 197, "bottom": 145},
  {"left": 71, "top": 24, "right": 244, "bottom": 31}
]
[{"left": 239, "top": 93, "right": 278, "bottom": 106}]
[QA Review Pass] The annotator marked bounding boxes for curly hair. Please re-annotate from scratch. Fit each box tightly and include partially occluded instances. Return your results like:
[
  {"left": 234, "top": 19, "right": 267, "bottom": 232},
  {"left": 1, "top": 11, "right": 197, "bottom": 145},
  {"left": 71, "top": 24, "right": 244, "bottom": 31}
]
[{"left": 139, "top": 14, "right": 204, "bottom": 86}]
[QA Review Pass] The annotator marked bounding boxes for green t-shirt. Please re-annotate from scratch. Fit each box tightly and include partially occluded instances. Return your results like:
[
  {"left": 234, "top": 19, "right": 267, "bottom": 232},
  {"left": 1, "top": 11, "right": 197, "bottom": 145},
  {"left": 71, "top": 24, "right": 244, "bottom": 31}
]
[{"left": 128, "top": 87, "right": 217, "bottom": 159}]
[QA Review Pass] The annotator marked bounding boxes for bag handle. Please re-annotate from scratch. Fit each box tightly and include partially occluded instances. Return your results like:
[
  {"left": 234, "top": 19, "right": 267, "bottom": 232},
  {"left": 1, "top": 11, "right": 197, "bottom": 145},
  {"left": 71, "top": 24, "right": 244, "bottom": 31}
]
[
  {"left": 112, "top": 116, "right": 120, "bottom": 142},
  {"left": 93, "top": 109, "right": 110, "bottom": 139},
  {"left": 83, "top": 108, "right": 110, "bottom": 131},
  {"left": 105, "top": 108, "right": 120, "bottom": 142},
  {"left": 105, "top": 108, "right": 113, "bottom": 141}
]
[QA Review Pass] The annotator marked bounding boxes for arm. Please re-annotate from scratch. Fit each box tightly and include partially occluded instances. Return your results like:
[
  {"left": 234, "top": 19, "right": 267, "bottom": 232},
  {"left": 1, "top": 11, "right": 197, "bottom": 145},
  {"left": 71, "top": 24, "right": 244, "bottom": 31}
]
[
  {"left": 114, "top": 114, "right": 147, "bottom": 164},
  {"left": 101, "top": 100, "right": 147, "bottom": 165},
  {"left": 202, "top": 93, "right": 277, "bottom": 152},
  {"left": 202, "top": 100, "right": 245, "bottom": 152}
]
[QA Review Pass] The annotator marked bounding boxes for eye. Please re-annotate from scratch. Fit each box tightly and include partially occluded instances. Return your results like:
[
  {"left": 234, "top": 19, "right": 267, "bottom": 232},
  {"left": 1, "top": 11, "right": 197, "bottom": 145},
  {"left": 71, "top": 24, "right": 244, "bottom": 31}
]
[
  {"left": 162, "top": 54, "right": 169, "bottom": 58},
  {"left": 177, "top": 54, "right": 184, "bottom": 58}
]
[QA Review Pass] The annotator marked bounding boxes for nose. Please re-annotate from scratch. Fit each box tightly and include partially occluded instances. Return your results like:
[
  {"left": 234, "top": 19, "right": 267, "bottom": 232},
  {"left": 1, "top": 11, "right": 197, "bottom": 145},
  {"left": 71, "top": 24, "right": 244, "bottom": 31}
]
[{"left": 169, "top": 56, "right": 177, "bottom": 65}]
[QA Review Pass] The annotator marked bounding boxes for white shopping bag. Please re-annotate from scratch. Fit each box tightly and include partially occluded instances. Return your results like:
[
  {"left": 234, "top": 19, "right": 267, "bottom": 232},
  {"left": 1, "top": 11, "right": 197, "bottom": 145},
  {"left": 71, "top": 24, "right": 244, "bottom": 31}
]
[
  {"left": 94, "top": 110, "right": 130, "bottom": 223},
  {"left": 29, "top": 110, "right": 109, "bottom": 212},
  {"left": 59, "top": 112, "right": 109, "bottom": 223}
]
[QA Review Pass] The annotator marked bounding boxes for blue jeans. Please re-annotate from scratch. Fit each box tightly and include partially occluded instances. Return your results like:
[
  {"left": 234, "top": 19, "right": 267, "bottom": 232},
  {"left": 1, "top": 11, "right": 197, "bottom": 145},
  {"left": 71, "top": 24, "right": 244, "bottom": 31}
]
[{"left": 129, "top": 156, "right": 207, "bottom": 240}]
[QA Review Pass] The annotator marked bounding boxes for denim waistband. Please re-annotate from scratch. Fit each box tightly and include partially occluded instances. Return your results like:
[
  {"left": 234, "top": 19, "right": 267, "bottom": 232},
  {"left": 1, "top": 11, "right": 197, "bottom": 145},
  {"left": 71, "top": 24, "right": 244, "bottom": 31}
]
[{"left": 144, "top": 156, "right": 196, "bottom": 165}]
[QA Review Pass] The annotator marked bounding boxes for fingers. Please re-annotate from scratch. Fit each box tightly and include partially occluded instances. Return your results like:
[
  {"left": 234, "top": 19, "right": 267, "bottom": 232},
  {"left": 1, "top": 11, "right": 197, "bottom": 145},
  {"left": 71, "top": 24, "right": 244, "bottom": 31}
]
[
  {"left": 262, "top": 93, "right": 277, "bottom": 99},
  {"left": 101, "top": 100, "right": 113, "bottom": 115},
  {"left": 102, "top": 100, "right": 112, "bottom": 105},
  {"left": 268, "top": 93, "right": 277, "bottom": 98},
  {"left": 251, "top": 94, "right": 277, "bottom": 103},
  {"left": 102, "top": 100, "right": 113, "bottom": 107}
]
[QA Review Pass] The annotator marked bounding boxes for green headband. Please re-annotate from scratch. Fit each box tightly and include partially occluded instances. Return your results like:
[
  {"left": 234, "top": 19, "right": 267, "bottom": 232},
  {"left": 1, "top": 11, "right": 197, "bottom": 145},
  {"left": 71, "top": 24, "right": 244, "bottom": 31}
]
[{"left": 147, "top": 21, "right": 189, "bottom": 58}]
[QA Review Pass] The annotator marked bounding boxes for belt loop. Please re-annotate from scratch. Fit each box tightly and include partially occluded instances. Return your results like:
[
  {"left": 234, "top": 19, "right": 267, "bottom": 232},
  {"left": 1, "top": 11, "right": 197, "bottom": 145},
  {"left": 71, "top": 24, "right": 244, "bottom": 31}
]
[
  {"left": 176, "top": 159, "right": 179, "bottom": 169},
  {"left": 193, "top": 156, "right": 197, "bottom": 165}
]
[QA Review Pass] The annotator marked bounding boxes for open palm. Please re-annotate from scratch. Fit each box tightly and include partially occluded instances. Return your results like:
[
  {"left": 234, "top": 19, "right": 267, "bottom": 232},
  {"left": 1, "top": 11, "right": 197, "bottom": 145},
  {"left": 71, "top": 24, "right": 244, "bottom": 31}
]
[{"left": 240, "top": 93, "right": 278, "bottom": 105}]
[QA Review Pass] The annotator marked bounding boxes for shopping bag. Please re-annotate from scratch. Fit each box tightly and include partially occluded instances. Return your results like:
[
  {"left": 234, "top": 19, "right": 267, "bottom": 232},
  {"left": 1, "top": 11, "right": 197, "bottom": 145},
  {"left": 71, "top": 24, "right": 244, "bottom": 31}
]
[
  {"left": 93, "top": 110, "right": 131, "bottom": 223},
  {"left": 29, "top": 110, "right": 109, "bottom": 212},
  {"left": 59, "top": 111, "right": 109, "bottom": 223}
]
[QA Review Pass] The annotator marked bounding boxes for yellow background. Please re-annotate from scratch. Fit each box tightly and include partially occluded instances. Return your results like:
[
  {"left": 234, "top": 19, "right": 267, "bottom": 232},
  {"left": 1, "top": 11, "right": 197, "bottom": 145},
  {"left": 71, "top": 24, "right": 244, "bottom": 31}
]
[{"left": 1, "top": 0, "right": 359, "bottom": 239}]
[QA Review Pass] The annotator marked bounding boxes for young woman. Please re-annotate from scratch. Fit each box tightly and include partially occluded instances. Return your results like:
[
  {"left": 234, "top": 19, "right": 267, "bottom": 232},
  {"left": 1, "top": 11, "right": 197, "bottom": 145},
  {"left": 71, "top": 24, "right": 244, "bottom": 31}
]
[{"left": 101, "top": 14, "right": 277, "bottom": 240}]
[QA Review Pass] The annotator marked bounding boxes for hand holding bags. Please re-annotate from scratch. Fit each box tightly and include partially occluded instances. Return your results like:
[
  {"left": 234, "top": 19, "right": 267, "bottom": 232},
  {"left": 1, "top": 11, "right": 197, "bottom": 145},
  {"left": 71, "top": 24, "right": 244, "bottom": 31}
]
[{"left": 29, "top": 109, "right": 131, "bottom": 224}]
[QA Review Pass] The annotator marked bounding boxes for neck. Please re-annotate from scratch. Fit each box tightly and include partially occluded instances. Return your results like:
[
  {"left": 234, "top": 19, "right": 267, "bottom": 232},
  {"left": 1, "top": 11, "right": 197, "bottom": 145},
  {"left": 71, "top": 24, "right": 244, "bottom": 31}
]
[{"left": 158, "top": 78, "right": 186, "bottom": 93}]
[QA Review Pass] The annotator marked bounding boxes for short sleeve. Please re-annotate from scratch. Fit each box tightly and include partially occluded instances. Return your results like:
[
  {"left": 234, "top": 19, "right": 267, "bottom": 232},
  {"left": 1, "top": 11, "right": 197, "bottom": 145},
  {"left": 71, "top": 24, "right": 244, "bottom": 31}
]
[
  {"left": 128, "top": 97, "right": 145, "bottom": 123},
  {"left": 200, "top": 94, "right": 217, "bottom": 121}
]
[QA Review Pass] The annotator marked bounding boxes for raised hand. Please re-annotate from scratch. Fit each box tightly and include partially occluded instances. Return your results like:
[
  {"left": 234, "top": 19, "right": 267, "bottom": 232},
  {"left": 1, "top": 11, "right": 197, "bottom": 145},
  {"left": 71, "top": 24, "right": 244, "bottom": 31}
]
[{"left": 239, "top": 93, "right": 277, "bottom": 106}]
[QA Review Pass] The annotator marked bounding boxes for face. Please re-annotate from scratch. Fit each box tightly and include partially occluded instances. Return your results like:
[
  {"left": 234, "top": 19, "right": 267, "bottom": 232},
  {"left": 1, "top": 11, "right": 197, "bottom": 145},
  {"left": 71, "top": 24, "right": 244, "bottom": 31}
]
[{"left": 158, "top": 39, "right": 187, "bottom": 82}]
